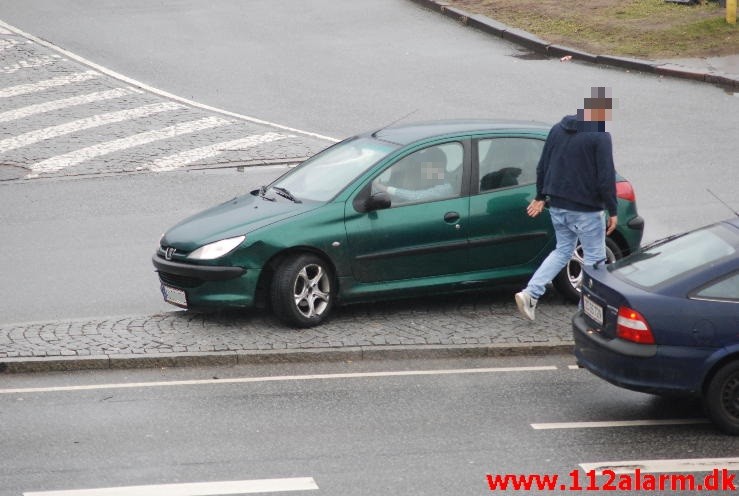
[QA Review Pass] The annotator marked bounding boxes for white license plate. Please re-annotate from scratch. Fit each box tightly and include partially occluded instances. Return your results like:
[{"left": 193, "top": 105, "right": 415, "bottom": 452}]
[
  {"left": 583, "top": 294, "right": 603, "bottom": 325},
  {"left": 161, "top": 284, "right": 187, "bottom": 308}
]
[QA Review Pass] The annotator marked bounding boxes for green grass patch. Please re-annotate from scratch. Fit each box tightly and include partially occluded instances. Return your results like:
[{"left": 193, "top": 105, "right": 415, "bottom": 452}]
[{"left": 446, "top": 0, "right": 738, "bottom": 58}]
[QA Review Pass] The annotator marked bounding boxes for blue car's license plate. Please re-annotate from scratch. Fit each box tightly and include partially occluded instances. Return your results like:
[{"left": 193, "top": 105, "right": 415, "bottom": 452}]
[{"left": 583, "top": 294, "right": 603, "bottom": 325}]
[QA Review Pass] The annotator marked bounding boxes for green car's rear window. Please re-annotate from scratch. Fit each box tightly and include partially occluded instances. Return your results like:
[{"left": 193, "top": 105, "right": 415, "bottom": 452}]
[{"left": 609, "top": 224, "right": 736, "bottom": 288}]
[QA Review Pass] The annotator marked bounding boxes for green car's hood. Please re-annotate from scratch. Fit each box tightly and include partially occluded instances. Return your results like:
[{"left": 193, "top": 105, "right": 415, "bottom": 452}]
[{"left": 162, "top": 192, "right": 318, "bottom": 252}]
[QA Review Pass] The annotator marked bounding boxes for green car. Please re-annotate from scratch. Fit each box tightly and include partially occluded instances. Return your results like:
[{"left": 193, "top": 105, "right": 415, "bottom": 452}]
[{"left": 153, "top": 120, "right": 644, "bottom": 327}]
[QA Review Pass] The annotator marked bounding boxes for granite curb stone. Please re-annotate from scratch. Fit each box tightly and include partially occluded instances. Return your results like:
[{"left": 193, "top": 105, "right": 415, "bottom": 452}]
[{"left": 410, "top": 0, "right": 739, "bottom": 88}]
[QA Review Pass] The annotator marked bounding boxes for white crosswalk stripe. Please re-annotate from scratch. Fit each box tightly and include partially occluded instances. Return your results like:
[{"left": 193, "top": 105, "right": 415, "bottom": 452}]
[
  {"left": 0, "top": 102, "right": 182, "bottom": 153},
  {"left": 1, "top": 55, "right": 61, "bottom": 74},
  {"left": 148, "top": 132, "right": 287, "bottom": 171},
  {"left": 0, "top": 87, "right": 142, "bottom": 123},
  {"left": 0, "top": 21, "right": 330, "bottom": 180},
  {"left": 0, "top": 37, "right": 20, "bottom": 51},
  {"left": 28, "top": 116, "right": 232, "bottom": 176},
  {"left": 0, "top": 70, "right": 99, "bottom": 98}
]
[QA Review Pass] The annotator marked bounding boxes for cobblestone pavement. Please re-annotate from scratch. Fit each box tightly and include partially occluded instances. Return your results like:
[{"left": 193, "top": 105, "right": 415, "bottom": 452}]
[
  {"left": 0, "top": 290, "right": 576, "bottom": 372},
  {"left": 0, "top": 22, "right": 333, "bottom": 182}
]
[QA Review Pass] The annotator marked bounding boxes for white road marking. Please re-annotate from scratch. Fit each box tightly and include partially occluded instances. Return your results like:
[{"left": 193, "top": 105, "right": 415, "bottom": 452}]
[
  {"left": 148, "top": 132, "right": 287, "bottom": 171},
  {"left": 28, "top": 116, "right": 231, "bottom": 176},
  {"left": 0, "top": 26, "right": 12, "bottom": 35},
  {"left": 0, "top": 366, "right": 558, "bottom": 395},
  {"left": 0, "top": 102, "right": 182, "bottom": 152},
  {"left": 0, "top": 70, "right": 98, "bottom": 98},
  {"left": 0, "top": 18, "right": 337, "bottom": 142},
  {"left": 1, "top": 55, "right": 61, "bottom": 74},
  {"left": 0, "top": 37, "right": 20, "bottom": 51},
  {"left": 580, "top": 457, "right": 739, "bottom": 474},
  {"left": 0, "top": 87, "right": 142, "bottom": 123},
  {"left": 531, "top": 419, "right": 710, "bottom": 430},
  {"left": 23, "top": 477, "right": 319, "bottom": 496},
  {"left": 567, "top": 365, "right": 580, "bottom": 370}
]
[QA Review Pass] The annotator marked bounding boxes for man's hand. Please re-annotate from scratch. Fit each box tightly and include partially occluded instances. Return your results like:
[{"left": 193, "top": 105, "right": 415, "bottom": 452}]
[
  {"left": 606, "top": 215, "right": 618, "bottom": 235},
  {"left": 526, "top": 199, "right": 546, "bottom": 218}
]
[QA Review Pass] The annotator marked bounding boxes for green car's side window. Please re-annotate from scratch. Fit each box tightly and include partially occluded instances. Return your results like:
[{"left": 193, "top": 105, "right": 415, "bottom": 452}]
[
  {"left": 372, "top": 142, "right": 463, "bottom": 207},
  {"left": 477, "top": 138, "right": 543, "bottom": 193}
]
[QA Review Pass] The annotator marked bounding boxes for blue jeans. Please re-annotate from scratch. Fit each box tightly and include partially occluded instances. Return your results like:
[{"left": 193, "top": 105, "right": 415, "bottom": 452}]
[{"left": 525, "top": 207, "right": 606, "bottom": 299}]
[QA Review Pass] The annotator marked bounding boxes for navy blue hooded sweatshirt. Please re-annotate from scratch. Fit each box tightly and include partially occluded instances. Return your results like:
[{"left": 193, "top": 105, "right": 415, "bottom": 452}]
[{"left": 535, "top": 115, "right": 618, "bottom": 217}]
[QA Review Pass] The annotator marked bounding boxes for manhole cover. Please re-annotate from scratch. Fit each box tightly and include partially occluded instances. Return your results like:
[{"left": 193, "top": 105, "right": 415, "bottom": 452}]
[{"left": 0, "top": 164, "right": 29, "bottom": 181}]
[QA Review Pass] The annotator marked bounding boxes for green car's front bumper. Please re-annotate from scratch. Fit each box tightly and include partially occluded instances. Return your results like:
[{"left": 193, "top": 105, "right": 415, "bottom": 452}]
[{"left": 152, "top": 253, "right": 260, "bottom": 309}]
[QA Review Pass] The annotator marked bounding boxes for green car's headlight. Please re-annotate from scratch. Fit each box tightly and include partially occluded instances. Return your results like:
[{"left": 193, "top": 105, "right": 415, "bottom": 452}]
[{"left": 187, "top": 235, "right": 245, "bottom": 260}]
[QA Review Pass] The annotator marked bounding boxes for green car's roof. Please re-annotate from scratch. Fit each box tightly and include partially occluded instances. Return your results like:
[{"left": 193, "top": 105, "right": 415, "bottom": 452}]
[{"left": 367, "top": 119, "right": 550, "bottom": 146}]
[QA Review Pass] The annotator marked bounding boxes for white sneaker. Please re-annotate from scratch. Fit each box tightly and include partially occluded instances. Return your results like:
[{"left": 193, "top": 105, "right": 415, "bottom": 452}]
[{"left": 515, "top": 291, "right": 537, "bottom": 321}]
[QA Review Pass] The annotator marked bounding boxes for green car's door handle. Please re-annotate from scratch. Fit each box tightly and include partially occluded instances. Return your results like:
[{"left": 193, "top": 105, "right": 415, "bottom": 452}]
[{"left": 444, "top": 211, "right": 460, "bottom": 223}]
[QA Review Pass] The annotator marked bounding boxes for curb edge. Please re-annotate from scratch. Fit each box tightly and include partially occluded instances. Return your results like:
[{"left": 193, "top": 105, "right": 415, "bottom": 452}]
[
  {"left": 409, "top": 0, "right": 739, "bottom": 88},
  {"left": 0, "top": 343, "right": 574, "bottom": 374}
]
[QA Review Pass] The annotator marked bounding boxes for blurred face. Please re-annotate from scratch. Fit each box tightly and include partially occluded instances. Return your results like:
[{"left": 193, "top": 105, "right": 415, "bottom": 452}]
[
  {"left": 584, "top": 107, "right": 612, "bottom": 122},
  {"left": 422, "top": 164, "right": 445, "bottom": 180}
]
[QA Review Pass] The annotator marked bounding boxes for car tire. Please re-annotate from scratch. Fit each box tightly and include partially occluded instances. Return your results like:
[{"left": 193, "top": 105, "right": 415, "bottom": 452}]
[
  {"left": 270, "top": 253, "right": 334, "bottom": 328},
  {"left": 553, "top": 237, "right": 622, "bottom": 303},
  {"left": 704, "top": 360, "right": 739, "bottom": 435}
]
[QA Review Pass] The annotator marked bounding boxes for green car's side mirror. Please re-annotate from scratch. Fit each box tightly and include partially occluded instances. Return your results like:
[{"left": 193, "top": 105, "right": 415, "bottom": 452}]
[{"left": 365, "top": 191, "right": 391, "bottom": 211}]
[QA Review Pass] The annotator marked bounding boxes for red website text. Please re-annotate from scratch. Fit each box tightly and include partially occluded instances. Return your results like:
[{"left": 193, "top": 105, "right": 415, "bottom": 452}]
[{"left": 485, "top": 468, "right": 736, "bottom": 492}]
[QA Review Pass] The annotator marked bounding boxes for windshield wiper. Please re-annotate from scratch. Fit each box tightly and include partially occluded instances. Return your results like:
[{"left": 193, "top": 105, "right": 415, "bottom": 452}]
[
  {"left": 638, "top": 232, "right": 685, "bottom": 251},
  {"left": 272, "top": 186, "right": 302, "bottom": 203}
]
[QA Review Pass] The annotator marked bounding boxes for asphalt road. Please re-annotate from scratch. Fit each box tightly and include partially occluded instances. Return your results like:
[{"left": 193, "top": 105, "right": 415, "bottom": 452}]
[
  {"left": 0, "top": 166, "right": 285, "bottom": 324},
  {"left": 1, "top": 5, "right": 737, "bottom": 495},
  {"left": 0, "top": 1, "right": 737, "bottom": 324},
  {"left": 2, "top": 356, "right": 736, "bottom": 496},
  {"left": 1, "top": 0, "right": 738, "bottom": 239}
]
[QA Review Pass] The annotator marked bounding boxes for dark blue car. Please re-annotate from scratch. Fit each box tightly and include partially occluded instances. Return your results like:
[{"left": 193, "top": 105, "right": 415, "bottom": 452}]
[{"left": 573, "top": 218, "right": 739, "bottom": 435}]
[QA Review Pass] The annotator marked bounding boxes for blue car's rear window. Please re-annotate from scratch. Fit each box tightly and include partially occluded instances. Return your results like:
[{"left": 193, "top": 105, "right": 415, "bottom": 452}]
[{"left": 609, "top": 224, "right": 737, "bottom": 288}]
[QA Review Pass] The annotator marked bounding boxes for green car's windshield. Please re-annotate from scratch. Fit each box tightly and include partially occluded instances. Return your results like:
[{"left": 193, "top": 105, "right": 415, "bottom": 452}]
[{"left": 270, "top": 137, "right": 398, "bottom": 202}]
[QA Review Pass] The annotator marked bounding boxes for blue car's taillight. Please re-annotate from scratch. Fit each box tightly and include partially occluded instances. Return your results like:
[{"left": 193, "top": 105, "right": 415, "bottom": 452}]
[{"left": 617, "top": 306, "right": 655, "bottom": 344}]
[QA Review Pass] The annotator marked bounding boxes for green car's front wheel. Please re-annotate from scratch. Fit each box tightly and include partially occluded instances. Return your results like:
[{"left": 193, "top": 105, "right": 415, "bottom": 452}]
[{"left": 271, "top": 253, "right": 335, "bottom": 328}]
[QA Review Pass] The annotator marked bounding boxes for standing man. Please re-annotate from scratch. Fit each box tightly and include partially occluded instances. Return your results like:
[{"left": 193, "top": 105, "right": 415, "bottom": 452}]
[{"left": 515, "top": 87, "right": 618, "bottom": 321}]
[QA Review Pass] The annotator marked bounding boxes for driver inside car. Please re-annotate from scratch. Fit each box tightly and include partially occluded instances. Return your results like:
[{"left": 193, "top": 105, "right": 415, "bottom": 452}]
[{"left": 372, "top": 147, "right": 454, "bottom": 205}]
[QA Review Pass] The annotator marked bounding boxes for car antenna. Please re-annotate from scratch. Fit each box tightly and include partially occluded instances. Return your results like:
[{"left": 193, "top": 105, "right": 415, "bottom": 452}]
[
  {"left": 707, "top": 188, "right": 739, "bottom": 217},
  {"left": 372, "top": 109, "right": 418, "bottom": 137}
]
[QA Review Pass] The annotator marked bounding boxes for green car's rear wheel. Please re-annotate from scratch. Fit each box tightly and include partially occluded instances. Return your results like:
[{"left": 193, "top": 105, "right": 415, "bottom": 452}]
[
  {"left": 553, "top": 237, "right": 622, "bottom": 303},
  {"left": 271, "top": 253, "right": 334, "bottom": 328}
]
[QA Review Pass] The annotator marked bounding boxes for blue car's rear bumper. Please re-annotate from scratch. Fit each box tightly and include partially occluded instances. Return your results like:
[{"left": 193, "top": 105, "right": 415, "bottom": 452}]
[{"left": 573, "top": 311, "right": 712, "bottom": 396}]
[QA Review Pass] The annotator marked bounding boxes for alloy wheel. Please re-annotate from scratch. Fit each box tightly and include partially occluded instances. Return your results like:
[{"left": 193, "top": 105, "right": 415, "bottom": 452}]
[
  {"left": 293, "top": 264, "right": 331, "bottom": 319},
  {"left": 566, "top": 243, "right": 618, "bottom": 292}
]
